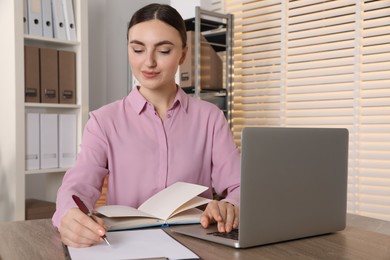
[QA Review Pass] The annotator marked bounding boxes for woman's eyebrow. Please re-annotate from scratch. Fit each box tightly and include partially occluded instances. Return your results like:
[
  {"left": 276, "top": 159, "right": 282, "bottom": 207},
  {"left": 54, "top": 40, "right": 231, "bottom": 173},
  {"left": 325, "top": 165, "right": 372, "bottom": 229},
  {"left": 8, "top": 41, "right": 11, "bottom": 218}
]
[
  {"left": 154, "top": 40, "right": 174, "bottom": 47},
  {"left": 129, "top": 40, "right": 174, "bottom": 47},
  {"left": 129, "top": 40, "right": 144, "bottom": 46}
]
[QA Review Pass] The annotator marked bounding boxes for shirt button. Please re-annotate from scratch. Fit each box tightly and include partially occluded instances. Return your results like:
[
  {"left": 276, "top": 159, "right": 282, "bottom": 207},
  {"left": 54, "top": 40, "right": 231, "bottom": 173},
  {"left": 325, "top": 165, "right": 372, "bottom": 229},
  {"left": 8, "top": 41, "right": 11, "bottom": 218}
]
[{"left": 167, "top": 114, "right": 171, "bottom": 119}]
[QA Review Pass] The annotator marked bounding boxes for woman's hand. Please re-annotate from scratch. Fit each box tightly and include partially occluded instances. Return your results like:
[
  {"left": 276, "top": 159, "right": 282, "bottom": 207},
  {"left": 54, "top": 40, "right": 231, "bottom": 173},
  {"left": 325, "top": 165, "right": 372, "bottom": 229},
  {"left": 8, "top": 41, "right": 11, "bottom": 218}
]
[
  {"left": 59, "top": 208, "right": 107, "bottom": 248},
  {"left": 200, "top": 200, "right": 239, "bottom": 233}
]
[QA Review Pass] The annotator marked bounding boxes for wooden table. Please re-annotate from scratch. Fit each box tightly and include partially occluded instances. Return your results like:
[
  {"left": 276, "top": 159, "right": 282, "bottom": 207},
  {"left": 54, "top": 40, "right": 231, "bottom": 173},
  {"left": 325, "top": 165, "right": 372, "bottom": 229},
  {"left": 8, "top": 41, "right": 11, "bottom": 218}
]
[{"left": 0, "top": 214, "right": 389, "bottom": 260}]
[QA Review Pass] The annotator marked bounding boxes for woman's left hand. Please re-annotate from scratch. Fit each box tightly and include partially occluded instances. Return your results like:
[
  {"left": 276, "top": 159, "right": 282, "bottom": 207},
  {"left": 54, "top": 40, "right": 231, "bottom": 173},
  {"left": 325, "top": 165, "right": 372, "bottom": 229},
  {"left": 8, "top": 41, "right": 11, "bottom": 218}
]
[{"left": 200, "top": 200, "right": 239, "bottom": 233}]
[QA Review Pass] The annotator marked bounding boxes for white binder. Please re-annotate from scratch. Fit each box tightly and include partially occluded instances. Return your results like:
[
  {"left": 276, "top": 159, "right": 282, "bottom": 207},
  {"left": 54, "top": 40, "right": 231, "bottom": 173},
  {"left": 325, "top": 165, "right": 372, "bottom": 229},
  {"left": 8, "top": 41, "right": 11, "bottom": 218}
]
[
  {"left": 23, "top": 0, "right": 29, "bottom": 34},
  {"left": 59, "top": 114, "right": 77, "bottom": 168},
  {"left": 26, "top": 113, "right": 40, "bottom": 170},
  {"left": 62, "top": 0, "right": 77, "bottom": 41},
  {"left": 27, "top": 0, "right": 43, "bottom": 36},
  {"left": 41, "top": 0, "right": 53, "bottom": 38},
  {"left": 40, "top": 113, "right": 59, "bottom": 169},
  {"left": 52, "top": 0, "right": 66, "bottom": 40}
]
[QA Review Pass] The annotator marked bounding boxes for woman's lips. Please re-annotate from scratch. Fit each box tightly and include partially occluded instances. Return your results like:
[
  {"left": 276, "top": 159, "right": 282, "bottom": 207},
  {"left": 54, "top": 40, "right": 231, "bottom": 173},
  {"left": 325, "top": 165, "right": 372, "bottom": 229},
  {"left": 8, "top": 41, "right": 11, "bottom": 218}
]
[{"left": 142, "top": 71, "right": 159, "bottom": 78}]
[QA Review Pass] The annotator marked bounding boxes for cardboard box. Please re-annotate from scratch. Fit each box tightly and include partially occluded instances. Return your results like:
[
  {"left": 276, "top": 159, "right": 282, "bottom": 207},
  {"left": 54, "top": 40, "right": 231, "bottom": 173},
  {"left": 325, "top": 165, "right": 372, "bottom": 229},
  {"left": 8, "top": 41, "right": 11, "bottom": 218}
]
[{"left": 180, "top": 31, "right": 223, "bottom": 89}]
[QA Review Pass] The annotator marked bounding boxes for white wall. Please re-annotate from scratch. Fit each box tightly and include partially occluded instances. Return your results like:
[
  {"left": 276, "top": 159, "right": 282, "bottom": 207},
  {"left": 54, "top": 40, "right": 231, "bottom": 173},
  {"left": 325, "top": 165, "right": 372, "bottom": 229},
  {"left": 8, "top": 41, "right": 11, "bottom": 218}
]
[{"left": 88, "top": 0, "right": 107, "bottom": 111}]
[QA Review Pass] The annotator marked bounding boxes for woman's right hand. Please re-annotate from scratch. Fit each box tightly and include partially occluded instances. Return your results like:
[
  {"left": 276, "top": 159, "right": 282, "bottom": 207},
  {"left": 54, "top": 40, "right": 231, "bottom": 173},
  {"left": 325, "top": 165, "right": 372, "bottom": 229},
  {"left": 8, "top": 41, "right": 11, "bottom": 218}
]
[{"left": 59, "top": 208, "right": 107, "bottom": 248}]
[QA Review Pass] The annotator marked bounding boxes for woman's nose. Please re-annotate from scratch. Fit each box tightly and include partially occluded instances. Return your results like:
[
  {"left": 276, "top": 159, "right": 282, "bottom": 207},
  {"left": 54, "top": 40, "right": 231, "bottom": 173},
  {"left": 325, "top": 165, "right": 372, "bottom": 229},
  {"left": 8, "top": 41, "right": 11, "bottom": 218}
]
[{"left": 145, "top": 51, "right": 156, "bottom": 67}]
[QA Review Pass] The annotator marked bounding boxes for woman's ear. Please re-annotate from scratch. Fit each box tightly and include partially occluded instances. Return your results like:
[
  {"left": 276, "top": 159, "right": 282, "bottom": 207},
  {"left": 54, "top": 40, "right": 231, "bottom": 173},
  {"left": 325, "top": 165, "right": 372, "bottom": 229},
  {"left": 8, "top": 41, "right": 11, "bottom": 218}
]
[{"left": 179, "top": 46, "right": 188, "bottom": 65}]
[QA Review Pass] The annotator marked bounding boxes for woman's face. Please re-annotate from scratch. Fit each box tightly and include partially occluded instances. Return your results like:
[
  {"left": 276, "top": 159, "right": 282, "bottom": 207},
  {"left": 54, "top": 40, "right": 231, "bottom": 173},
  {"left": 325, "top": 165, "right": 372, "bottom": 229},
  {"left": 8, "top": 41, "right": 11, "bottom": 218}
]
[{"left": 128, "top": 20, "right": 187, "bottom": 91}]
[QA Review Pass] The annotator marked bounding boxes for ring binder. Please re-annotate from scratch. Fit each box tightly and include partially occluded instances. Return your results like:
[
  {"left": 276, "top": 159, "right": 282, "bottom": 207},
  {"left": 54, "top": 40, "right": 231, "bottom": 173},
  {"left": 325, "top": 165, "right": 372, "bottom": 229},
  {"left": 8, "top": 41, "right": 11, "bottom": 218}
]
[
  {"left": 52, "top": 0, "right": 67, "bottom": 40},
  {"left": 62, "top": 0, "right": 77, "bottom": 41},
  {"left": 27, "top": 0, "right": 43, "bottom": 36},
  {"left": 41, "top": 0, "right": 54, "bottom": 38}
]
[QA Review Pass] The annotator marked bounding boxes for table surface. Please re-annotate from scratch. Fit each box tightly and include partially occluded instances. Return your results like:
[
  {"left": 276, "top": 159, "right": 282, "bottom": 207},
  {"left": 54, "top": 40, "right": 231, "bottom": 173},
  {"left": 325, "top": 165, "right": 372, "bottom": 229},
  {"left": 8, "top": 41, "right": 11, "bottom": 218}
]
[{"left": 0, "top": 214, "right": 389, "bottom": 260}]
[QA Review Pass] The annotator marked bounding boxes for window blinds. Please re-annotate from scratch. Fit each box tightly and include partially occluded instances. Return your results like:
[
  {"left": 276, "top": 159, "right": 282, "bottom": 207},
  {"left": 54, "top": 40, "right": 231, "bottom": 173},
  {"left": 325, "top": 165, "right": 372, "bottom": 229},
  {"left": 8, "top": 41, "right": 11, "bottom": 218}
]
[{"left": 225, "top": 0, "right": 390, "bottom": 221}]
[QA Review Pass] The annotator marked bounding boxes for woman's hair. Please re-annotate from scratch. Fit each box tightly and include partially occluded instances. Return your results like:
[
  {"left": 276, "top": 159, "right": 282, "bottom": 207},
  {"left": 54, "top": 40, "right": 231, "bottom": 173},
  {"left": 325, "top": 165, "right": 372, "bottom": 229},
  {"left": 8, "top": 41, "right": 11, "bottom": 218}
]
[{"left": 127, "top": 3, "right": 187, "bottom": 48}]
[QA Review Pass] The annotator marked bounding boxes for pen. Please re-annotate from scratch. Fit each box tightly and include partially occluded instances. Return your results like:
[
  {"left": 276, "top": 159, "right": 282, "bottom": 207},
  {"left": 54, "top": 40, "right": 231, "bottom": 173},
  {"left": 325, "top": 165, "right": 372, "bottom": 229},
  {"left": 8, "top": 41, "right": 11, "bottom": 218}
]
[{"left": 72, "top": 194, "right": 111, "bottom": 246}]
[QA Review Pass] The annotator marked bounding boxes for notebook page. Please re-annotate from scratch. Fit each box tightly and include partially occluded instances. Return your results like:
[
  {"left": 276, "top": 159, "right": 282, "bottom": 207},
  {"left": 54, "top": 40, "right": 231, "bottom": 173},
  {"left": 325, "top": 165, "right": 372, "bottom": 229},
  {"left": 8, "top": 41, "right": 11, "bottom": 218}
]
[{"left": 138, "top": 182, "right": 209, "bottom": 220}]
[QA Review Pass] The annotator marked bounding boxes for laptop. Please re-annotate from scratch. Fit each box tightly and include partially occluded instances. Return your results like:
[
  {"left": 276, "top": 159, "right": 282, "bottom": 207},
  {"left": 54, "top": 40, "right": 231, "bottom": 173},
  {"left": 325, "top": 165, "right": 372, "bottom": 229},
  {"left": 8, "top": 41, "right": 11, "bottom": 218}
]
[{"left": 171, "top": 127, "right": 349, "bottom": 248}]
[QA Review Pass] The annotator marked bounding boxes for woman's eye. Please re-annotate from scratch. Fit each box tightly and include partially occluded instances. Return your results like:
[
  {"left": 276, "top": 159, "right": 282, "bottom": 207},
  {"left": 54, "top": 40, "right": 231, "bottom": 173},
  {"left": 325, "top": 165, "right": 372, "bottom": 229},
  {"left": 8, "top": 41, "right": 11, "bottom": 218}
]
[
  {"left": 132, "top": 48, "right": 144, "bottom": 53},
  {"left": 159, "top": 50, "right": 171, "bottom": 55}
]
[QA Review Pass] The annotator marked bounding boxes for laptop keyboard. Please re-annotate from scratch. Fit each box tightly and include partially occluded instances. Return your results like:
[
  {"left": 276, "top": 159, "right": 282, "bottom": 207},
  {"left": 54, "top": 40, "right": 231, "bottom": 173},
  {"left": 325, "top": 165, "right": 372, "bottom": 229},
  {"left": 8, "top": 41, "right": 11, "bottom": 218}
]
[{"left": 207, "top": 229, "right": 239, "bottom": 240}]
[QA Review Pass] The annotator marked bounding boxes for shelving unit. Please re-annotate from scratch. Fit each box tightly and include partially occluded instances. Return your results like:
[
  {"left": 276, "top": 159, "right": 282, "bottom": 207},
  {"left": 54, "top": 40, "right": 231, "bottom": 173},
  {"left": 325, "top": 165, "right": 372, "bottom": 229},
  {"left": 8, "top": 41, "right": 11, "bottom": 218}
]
[
  {"left": 0, "top": 0, "right": 89, "bottom": 221},
  {"left": 182, "top": 7, "right": 234, "bottom": 128}
]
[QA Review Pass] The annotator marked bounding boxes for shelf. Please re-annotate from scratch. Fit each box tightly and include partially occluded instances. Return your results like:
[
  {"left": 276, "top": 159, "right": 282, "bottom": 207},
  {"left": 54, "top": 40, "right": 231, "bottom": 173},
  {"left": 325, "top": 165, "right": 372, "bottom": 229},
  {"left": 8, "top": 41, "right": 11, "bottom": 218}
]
[
  {"left": 184, "top": 7, "right": 233, "bottom": 128},
  {"left": 24, "top": 34, "right": 80, "bottom": 47},
  {"left": 184, "top": 18, "right": 226, "bottom": 32},
  {"left": 25, "top": 168, "right": 68, "bottom": 175},
  {"left": 25, "top": 103, "right": 80, "bottom": 109},
  {"left": 0, "top": 0, "right": 89, "bottom": 221},
  {"left": 182, "top": 87, "right": 226, "bottom": 94},
  {"left": 185, "top": 18, "right": 227, "bottom": 52}
]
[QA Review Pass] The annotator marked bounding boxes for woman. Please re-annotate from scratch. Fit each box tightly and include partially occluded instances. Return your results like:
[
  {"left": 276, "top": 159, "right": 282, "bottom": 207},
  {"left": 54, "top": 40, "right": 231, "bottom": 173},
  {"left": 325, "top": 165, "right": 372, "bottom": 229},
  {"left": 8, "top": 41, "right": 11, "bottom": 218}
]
[{"left": 53, "top": 3, "right": 240, "bottom": 248}]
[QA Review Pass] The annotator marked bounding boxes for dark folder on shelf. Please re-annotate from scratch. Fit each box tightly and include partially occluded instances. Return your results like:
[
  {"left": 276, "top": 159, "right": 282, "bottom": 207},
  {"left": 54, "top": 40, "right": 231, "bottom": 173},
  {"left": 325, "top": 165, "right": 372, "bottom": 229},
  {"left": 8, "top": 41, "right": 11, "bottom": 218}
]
[
  {"left": 58, "top": 50, "right": 76, "bottom": 104},
  {"left": 24, "top": 46, "right": 40, "bottom": 103},
  {"left": 40, "top": 48, "right": 59, "bottom": 103}
]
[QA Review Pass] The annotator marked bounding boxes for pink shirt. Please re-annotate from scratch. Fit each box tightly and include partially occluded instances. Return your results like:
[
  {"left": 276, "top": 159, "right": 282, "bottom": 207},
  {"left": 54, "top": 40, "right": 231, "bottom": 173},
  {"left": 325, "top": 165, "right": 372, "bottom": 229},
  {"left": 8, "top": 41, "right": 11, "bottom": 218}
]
[{"left": 52, "top": 87, "right": 240, "bottom": 228}]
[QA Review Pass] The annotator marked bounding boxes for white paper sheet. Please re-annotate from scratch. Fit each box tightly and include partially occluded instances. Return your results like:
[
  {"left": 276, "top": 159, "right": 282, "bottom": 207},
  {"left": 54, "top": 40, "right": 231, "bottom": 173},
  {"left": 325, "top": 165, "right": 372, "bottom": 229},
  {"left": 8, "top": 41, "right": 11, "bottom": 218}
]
[{"left": 68, "top": 229, "right": 199, "bottom": 260}]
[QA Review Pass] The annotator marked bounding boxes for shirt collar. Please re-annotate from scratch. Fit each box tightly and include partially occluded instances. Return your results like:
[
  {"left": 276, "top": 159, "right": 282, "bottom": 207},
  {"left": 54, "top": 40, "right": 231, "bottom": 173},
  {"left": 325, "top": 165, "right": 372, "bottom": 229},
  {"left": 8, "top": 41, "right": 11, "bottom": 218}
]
[
  {"left": 128, "top": 85, "right": 189, "bottom": 115},
  {"left": 173, "top": 86, "right": 189, "bottom": 113}
]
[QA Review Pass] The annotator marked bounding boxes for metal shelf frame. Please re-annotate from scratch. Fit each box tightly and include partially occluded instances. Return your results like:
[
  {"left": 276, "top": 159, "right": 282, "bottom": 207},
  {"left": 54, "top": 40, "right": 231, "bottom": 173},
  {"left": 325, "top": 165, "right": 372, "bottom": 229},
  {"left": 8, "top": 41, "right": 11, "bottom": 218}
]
[{"left": 192, "top": 7, "right": 234, "bottom": 129}]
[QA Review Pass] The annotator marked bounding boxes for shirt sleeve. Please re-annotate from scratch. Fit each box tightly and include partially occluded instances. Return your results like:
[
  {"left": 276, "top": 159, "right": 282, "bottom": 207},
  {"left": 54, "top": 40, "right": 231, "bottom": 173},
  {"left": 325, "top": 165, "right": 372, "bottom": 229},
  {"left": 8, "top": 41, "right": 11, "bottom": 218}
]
[
  {"left": 210, "top": 109, "right": 241, "bottom": 207},
  {"left": 52, "top": 112, "right": 109, "bottom": 228}
]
